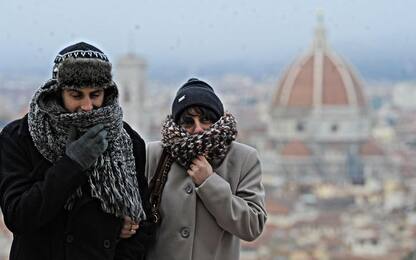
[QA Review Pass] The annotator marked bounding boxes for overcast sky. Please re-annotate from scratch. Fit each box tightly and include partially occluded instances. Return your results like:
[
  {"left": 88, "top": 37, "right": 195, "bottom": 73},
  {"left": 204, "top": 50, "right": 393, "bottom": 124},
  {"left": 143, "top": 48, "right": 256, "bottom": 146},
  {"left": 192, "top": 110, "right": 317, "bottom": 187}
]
[{"left": 1, "top": 0, "right": 415, "bottom": 80}]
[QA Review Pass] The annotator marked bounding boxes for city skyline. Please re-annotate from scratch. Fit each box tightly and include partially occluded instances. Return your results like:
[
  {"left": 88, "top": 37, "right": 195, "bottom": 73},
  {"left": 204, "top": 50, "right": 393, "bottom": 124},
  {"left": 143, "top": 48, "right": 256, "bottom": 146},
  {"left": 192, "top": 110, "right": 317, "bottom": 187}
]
[
  {"left": 1, "top": 2, "right": 416, "bottom": 256},
  {"left": 1, "top": 0, "right": 415, "bottom": 81}
]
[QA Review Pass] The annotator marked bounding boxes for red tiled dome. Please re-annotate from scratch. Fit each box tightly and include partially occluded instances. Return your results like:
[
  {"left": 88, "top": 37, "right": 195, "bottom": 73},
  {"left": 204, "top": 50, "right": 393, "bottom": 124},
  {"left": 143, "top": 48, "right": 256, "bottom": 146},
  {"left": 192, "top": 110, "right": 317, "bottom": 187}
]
[{"left": 272, "top": 18, "right": 366, "bottom": 109}]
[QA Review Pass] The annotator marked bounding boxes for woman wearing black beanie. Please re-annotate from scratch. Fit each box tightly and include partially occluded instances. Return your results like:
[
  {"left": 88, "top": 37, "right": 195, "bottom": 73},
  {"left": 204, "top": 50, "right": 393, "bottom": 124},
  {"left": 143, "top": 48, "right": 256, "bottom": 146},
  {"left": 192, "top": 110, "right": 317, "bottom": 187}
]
[{"left": 145, "top": 78, "right": 267, "bottom": 260}]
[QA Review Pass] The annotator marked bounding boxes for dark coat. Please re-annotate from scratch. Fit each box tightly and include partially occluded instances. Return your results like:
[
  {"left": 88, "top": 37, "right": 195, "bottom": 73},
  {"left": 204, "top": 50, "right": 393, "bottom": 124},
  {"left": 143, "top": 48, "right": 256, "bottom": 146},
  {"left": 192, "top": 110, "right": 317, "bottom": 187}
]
[{"left": 0, "top": 115, "right": 154, "bottom": 260}]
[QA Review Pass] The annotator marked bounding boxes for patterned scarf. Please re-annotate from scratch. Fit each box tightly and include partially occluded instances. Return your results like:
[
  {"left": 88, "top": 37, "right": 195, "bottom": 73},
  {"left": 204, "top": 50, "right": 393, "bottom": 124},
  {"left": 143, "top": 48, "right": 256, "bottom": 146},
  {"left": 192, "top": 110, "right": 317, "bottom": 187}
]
[
  {"left": 161, "top": 113, "right": 238, "bottom": 168},
  {"left": 28, "top": 79, "right": 146, "bottom": 222}
]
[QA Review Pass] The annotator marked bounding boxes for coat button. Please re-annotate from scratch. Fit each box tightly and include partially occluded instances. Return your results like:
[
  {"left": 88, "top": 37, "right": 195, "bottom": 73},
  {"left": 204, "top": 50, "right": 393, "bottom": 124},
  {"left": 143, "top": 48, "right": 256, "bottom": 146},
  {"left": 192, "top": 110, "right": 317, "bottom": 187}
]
[
  {"left": 103, "top": 239, "right": 111, "bottom": 249},
  {"left": 180, "top": 227, "right": 190, "bottom": 238},
  {"left": 66, "top": 234, "right": 74, "bottom": 243},
  {"left": 184, "top": 183, "right": 193, "bottom": 194}
]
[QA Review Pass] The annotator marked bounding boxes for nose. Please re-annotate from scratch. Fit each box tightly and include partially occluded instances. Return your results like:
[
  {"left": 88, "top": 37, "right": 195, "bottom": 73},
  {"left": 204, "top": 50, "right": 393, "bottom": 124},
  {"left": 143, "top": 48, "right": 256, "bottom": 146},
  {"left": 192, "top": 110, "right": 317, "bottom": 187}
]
[
  {"left": 193, "top": 120, "right": 204, "bottom": 134},
  {"left": 80, "top": 97, "right": 93, "bottom": 112}
]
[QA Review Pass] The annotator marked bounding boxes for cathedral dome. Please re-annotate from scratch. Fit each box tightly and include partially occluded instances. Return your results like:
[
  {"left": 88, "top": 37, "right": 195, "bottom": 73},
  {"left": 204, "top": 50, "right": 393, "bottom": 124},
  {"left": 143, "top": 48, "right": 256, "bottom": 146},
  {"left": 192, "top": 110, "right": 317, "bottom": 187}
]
[{"left": 271, "top": 15, "right": 366, "bottom": 109}]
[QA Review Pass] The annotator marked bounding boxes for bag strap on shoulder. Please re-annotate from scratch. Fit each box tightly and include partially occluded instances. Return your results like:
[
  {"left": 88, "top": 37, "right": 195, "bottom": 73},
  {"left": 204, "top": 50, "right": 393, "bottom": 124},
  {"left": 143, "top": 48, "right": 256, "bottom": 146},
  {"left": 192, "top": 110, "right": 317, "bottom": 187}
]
[{"left": 148, "top": 148, "right": 173, "bottom": 224}]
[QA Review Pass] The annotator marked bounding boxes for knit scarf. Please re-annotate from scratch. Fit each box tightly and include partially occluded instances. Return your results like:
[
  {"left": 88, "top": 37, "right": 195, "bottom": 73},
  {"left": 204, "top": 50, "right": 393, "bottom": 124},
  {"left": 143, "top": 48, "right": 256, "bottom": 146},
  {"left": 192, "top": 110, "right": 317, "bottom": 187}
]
[
  {"left": 161, "top": 113, "right": 238, "bottom": 168},
  {"left": 28, "top": 79, "right": 145, "bottom": 222}
]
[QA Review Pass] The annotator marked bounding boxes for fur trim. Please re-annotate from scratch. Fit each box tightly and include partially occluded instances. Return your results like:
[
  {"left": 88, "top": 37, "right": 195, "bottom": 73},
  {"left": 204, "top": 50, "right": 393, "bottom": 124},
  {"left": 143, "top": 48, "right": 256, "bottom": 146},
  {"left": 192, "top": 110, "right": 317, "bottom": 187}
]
[{"left": 57, "top": 58, "right": 112, "bottom": 88}]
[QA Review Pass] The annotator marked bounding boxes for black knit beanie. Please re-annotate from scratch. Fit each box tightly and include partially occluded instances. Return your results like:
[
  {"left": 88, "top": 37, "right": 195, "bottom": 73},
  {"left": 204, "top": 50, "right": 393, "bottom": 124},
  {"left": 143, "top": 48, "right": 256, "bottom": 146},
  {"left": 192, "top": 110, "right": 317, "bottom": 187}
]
[
  {"left": 172, "top": 78, "right": 224, "bottom": 123},
  {"left": 52, "top": 42, "right": 112, "bottom": 89}
]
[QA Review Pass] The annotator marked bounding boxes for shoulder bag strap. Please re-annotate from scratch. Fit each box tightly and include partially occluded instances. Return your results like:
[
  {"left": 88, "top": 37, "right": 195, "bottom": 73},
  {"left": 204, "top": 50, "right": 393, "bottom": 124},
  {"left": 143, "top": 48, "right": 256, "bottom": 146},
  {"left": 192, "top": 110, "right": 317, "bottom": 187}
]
[{"left": 148, "top": 148, "right": 173, "bottom": 224}]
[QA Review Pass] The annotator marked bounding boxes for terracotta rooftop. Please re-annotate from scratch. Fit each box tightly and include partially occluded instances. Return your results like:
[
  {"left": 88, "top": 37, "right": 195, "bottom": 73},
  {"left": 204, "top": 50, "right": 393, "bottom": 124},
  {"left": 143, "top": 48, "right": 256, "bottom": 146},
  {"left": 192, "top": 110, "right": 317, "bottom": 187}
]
[
  {"left": 265, "top": 198, "right": 292, "bottom": 215},
  {"left": 281, "top": 140, "right": 312, "bottom": 157},
  {"left": 360, "top": 139, "right": 385, "bottom": 156}
]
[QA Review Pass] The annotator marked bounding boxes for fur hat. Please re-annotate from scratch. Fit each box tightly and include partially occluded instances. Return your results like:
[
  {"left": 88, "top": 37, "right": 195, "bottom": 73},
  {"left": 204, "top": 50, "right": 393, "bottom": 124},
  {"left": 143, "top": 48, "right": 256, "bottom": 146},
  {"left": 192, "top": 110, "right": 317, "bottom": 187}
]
[
  {"left": 172, "top": 78, "right": 224, "bottom": 123},
  {"left": 52, "top": 42, "right": 112, "bottom": 89}
]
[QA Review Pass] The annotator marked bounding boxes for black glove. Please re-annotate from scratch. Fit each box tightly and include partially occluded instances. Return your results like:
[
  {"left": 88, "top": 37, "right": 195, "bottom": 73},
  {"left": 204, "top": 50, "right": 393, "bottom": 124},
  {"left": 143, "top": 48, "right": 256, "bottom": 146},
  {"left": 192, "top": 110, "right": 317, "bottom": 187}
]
[
  {"left": 65, "top": 124, "right": 108, "bottom": 170},
  {"left": 135, "top": 220, "right": 157, "bottom": 246}
]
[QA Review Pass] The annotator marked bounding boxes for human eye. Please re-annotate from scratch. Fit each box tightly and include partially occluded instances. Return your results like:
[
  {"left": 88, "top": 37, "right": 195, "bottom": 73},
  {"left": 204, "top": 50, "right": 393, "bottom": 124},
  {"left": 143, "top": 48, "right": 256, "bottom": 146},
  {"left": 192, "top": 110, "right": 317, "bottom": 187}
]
[
  {"left": 200, "top": 117, "right": 212, "bottom": 124},
  {"left": 69, "top": 91, "right": 82, "bottom": 99},
  {"left": 180, "top": 116, "right": 194, "bottom": 128},
  {"left": 90, "top": 90, "right": 103, "bottom": 99}
]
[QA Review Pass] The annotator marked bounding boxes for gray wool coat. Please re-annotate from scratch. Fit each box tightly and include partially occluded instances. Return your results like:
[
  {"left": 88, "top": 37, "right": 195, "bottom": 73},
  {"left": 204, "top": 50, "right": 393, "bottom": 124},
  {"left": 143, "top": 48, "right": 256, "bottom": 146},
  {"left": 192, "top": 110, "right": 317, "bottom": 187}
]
[{"left": 145, "top": 141, "right": 267, "bottom": 260}]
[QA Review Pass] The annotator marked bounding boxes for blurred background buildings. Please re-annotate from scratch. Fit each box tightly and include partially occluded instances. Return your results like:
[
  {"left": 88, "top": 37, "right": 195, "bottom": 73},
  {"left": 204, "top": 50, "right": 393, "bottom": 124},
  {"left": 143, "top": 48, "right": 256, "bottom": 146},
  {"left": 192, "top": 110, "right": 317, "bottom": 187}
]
[{"left": 1, "top": 1, "right": 416, "bottom": 259}]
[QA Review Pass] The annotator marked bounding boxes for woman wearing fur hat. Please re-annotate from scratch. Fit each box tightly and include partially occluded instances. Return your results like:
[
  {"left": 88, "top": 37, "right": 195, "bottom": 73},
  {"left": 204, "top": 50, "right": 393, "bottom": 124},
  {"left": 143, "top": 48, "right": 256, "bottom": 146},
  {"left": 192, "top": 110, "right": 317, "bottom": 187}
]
[
  {"left": 0, "top": 42, "right": 154, "bottom": 260},
  {"left": 145, "top": 78, "right": 267, "bottom": 260}
]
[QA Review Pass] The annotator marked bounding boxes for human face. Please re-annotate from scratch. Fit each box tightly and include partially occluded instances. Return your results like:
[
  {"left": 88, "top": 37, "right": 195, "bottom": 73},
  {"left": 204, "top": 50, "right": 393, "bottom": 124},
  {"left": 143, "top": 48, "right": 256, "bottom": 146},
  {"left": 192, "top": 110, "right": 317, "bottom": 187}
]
[
  {"left": 180, "top": 108, "right": 213, "bottom": 134},
  {"left": 61, "top": 87, "right": 105, "bottom": 112}
]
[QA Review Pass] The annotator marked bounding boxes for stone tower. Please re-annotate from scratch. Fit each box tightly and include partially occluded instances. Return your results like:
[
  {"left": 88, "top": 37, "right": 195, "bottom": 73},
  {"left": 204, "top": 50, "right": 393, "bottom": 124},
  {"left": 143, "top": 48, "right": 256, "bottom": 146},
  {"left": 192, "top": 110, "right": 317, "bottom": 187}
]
[{"left": 115, "top": 53, "right": 148, "bottom": 136}]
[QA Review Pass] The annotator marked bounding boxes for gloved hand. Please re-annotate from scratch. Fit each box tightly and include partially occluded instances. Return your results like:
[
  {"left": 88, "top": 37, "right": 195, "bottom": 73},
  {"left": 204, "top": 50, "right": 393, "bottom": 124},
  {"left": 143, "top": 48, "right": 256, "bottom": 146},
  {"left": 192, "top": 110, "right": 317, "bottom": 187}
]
[{"left": 65, "top": 124, "right": 108, "bottom": 170}]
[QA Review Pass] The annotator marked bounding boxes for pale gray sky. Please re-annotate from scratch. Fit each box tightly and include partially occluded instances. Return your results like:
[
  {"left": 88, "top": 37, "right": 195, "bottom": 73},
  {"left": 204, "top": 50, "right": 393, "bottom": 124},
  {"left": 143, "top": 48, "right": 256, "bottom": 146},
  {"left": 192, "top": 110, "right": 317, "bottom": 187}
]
[{"left": 1, "top": 0, "right": 415, "bottom": 80}]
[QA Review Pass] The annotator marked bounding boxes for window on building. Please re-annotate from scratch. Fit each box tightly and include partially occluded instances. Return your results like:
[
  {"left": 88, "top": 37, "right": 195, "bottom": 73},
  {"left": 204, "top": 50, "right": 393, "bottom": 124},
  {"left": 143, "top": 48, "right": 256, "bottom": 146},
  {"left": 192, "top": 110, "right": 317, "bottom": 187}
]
[{"left": 296, "top": 121, "right": 305, "bottom": 132}]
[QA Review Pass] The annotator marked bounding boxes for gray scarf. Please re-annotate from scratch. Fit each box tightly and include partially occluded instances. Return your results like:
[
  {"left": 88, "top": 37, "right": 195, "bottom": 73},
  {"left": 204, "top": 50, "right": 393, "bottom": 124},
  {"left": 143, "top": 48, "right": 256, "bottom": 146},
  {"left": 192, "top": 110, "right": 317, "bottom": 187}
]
[
  {"left": 28, "top": 79, "right": 146, "bottom": 222},
  {"left": 161, "top": 113, "right": 238, "bottom": 168}
]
